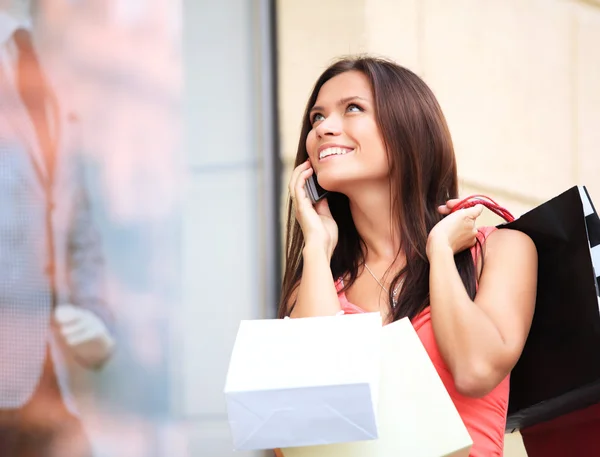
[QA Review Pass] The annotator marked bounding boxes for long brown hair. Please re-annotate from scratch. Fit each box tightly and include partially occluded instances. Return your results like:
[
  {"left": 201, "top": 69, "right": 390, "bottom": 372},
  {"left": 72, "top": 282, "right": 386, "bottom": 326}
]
[{"left": 278, "top": 56, "right": 478, "bottom": 321}]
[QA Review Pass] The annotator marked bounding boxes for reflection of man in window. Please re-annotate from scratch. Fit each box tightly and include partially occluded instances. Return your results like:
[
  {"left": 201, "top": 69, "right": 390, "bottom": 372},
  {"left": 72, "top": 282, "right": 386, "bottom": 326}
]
[{"left": 0, "top": 1, "right": 116, "bottom": 456}]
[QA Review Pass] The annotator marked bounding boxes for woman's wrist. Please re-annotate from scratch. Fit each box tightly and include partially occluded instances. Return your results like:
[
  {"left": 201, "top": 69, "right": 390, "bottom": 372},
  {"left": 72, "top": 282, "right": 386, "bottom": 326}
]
[
  {"left": 303, "top": 240, "right": 333, "bottom": 262},
  {"left": 426, "top": 233, "right": 454, "bottom": 262}
]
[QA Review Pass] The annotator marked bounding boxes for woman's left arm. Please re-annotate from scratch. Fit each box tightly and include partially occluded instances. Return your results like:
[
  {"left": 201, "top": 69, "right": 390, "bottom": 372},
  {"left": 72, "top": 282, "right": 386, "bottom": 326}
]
[{"left": 427, "top": 207, "right": 538, "bottom": 398}]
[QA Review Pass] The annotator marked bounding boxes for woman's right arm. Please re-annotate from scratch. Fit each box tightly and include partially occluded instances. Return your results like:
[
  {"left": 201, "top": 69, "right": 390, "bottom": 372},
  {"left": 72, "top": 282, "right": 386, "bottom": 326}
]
[
  {"left": 291, "top": 243, "right": 342, "bottom": 318},
  {"left": 287, "top": 160, "right": 343, "bottom": 318}
]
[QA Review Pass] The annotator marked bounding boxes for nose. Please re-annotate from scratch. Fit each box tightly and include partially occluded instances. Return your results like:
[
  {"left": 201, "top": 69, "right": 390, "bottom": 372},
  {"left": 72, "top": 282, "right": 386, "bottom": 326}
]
[{"left": 315, "top": 114, "right": 342, "bottom": 138}]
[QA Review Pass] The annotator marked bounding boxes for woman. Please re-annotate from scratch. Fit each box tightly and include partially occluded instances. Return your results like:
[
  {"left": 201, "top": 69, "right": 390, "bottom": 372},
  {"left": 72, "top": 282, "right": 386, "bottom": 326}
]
[{"left": 277, "top": 56, "right": 537, "bottom": 456}]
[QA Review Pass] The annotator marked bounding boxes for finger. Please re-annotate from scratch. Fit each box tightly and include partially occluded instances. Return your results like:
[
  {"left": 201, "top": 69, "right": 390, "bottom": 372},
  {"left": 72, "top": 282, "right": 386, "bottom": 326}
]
[
  {"left": 445, "top": 199, "right": 461, "bottom": 209},
  {"left": 438, "top": 198, "right": 462, "bottom": 215},
  {"left": 466, "top": 204, "right": 485, "bottom": 219},
  {"left": 288, "top": 160, "right": 310, "bottom": 200},
  {"left": 290, "top": 165, "right": 312, "bottom": 211},
  {"left": 290, "top": 159, "right": 310, "bottom": 184},
  {"left": 294, "top": 167, "right": 315, "bottom": 209}
]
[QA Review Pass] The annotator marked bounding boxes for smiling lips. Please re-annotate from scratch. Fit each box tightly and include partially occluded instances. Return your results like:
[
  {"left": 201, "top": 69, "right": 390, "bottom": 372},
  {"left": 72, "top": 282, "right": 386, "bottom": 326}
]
[{"left": 319, "top": 146, "right": 355, "bottom": 160}]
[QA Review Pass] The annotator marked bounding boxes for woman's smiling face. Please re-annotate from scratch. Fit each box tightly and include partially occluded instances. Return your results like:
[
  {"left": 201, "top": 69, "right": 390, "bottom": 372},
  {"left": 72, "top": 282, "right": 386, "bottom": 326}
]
[{"left": 305, "top": 70, "right": 389, "bottom": 193}]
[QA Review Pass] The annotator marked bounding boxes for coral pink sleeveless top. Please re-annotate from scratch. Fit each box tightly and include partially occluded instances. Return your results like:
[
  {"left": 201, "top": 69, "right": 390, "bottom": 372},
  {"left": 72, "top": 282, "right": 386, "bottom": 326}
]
[{"left": 336, "top": 227, "right": 508, "bottom": 457}]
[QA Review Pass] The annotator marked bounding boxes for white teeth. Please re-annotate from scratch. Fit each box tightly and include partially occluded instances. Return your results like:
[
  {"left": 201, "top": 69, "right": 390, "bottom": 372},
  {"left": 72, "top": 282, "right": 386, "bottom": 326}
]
[{"left": 319, "top": 147, "right": 352, "bottom": 159}]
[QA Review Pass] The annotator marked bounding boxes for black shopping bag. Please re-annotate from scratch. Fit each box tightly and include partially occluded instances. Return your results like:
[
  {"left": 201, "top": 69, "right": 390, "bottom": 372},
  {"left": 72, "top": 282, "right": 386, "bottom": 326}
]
[{"left": 497, "top": 186, "right": 600, "bottom": 430}]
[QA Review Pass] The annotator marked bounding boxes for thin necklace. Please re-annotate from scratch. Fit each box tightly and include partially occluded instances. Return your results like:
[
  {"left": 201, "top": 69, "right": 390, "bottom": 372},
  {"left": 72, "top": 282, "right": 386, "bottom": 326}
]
[{"left": 364, "top": 263, "right": 404, "bottom": 308}]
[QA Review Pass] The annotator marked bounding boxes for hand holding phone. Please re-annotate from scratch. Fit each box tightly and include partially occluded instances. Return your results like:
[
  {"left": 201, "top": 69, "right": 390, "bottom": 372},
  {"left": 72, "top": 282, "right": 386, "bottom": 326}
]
[{"left": 289, "top": 161, "right": 338, "bottom": 258}]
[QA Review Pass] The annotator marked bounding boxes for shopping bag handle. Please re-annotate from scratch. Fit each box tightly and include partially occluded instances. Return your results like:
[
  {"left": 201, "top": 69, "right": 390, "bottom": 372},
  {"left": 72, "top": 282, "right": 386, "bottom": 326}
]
[{"left": 450, "top": 194, "right": 515, "bottom": 223}]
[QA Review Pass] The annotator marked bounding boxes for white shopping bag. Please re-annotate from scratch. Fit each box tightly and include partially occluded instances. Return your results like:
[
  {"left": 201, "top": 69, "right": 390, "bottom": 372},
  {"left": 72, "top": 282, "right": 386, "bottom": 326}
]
[
  {"left": 224, "top": 312, "right": 382, "bottom": 450},
  {"left": 281, "top": 318, "right": 472, "bottom": 457}
]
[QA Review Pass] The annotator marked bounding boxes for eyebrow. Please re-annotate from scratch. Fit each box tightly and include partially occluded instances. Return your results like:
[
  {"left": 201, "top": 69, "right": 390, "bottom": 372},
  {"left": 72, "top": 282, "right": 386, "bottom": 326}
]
[{"left": 309, "top": 96, "right": 370, "bottom": 114}]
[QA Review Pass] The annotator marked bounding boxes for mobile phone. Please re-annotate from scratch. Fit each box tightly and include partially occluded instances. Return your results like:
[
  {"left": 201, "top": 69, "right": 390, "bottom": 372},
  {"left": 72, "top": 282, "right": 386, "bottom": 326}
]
[{"left": 304, "top": 174, "right": 329, "bottom": 204}]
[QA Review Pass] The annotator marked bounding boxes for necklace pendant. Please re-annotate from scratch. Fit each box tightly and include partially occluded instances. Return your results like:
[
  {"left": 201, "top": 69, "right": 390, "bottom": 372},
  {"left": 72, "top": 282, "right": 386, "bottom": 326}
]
[{"left": 364, "top": 262, "right": 403, "bottom": 309}]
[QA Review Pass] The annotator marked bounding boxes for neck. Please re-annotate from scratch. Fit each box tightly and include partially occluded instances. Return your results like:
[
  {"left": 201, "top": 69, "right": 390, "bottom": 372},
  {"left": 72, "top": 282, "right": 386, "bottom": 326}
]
[{"left": 346, "top": 180, "right": 402, "bottom": 264}]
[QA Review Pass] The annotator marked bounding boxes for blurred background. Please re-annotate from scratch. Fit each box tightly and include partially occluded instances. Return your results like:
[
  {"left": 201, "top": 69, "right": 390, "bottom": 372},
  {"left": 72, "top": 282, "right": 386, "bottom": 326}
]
[{"left": 7, "top": 0, "right": 599, "bottom": 456}]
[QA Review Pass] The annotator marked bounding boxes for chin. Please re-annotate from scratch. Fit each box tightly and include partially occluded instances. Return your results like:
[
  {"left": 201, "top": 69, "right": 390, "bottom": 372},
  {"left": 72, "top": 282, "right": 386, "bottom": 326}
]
[
  {"left": 318, "top": 167, "right": 390, "bottom": 195},
  {"left": 315, "top": 171, "right": 352, "bottom": 194}
]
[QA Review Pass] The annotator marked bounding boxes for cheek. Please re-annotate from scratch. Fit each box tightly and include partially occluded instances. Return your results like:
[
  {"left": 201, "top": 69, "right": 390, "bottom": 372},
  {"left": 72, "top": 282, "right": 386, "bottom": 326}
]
[
  {"left": 351, "top": 119, "right": 380, "bottom": 146},
  {"left": 356, "top": 125, "right": 387, "bottom": 165},
  {"left": 305, "top": 130, "right": 317, "bottom": 156},
  {"left": 370, "top": 141, "right": 388, "bottom": 167},
  {"left": 370, "top": 148, "right": 390, "bottom": 176}
]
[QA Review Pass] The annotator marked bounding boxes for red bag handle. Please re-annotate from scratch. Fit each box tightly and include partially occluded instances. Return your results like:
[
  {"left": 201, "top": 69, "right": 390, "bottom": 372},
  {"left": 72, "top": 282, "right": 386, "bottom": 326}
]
[{"left": 449, "top": 194, "right": 515, "bottom": 223}]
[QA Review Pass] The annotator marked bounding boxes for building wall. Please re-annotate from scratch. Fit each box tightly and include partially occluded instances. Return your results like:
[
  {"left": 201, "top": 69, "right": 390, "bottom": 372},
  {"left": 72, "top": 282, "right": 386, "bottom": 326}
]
[
  {"left": 276, "top": 1, "right": 600, "bottom": 455},
  {"left": 175, "top": 0, "right": 275, "bottom": 455}
]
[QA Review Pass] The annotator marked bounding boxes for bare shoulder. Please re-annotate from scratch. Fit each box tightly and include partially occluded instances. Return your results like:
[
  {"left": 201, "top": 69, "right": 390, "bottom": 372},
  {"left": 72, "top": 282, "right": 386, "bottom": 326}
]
[
  {"left": 477, "top": 227, "right": 538, "bottom": 302},
  {"left": 484, "top": 228, "right": 537, "bottom": 262}
]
